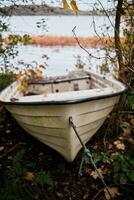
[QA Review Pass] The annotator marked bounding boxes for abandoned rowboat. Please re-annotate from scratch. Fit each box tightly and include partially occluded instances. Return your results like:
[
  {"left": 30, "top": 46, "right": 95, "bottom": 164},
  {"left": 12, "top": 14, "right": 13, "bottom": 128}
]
[{"left": 0, "top": 70, "right": 126, "bottom": 161}]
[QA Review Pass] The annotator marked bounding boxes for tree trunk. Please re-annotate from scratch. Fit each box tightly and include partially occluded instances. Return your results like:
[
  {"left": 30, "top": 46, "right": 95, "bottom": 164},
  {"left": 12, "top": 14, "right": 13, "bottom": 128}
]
[{"left": 114, "top": 0, "right": 124, "bottom": 71}]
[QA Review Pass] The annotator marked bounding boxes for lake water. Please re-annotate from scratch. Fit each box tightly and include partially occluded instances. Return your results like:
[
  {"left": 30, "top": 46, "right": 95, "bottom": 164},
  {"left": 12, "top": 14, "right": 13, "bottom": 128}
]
[
  {"left": 2, "top": 15, "right": 116, "bottom": 76},
  {"left": 6, "top": 15, "right": 115, "bottom": 37},
  {"left": 12, "top": 45, "right": 105, "bottom": 76}
]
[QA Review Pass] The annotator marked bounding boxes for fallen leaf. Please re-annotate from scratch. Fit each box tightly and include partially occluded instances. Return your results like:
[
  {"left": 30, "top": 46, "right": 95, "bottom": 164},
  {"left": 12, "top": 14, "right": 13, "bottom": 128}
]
[
  {"left": 5, "top": 130, "right": 11, "bottom": 134},
  {"left": 25, "top": 171, "right": 34, "bottom": 182},
  {"left": 0, "top": 146, "right": 4, "bottom": 151},
  {"left": 6, "top": 165, "right": 11, "bottom": 169},
  {"left": 129, "top": 138, "right": 134, "bottom": 143},
  {"left": 38, "top": 152, "right": 44, "bottom": 156},
  {"left": 56, "top": 192, "right": 63, "bottom": 198},
  {"left": 101, "top": 165, "right": 109, "bottom": 174},
  {"left": 84, "top": 167, "right": 92, "bottom": 175},
  {"left": 10, "top": 98, "right": 19, "bottom": 102},
  {"left": 114, "top": 140, "right": 121, "bottom": 145},
  {"left": 83, "top": 192, "right": 89, "bottom": 199},
  {"left": 130, "top": 118, "right": 134, "bottom": 125},
  {"left": 8, "top": 156, "right": 12, "bottom": 160},
  {"left": 43, "top": 93, "right": 48, "bottom": 98},
  {"left": 114, "top": 140, "right": 125, "bottom": 150},
  {"left": 104, "top": 187, "right": 120, "bottom": 200},
  {"left": 118, "top": 136, "right": 123, "bottom": 140},
  {"left": 116, "top": 143, "right": 125, "bottom": 150},
  {"left": 122, "top": 127, "right": 131, "bottom": 136},
  {"left": 93, "top": 145, "right": 98, "bottom": 150},
  {"left": 90, "top": 168, "right": 103, "bottom": 179},
  {"left": 108, "top": 144, "right": 113, "bottom": 149}
]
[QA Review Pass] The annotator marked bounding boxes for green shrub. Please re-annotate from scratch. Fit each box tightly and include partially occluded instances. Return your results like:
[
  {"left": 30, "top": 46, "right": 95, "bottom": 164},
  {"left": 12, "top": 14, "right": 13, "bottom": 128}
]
[
  {"left": 125, "top": 93, "right": 134, "bottom": 110},
  {"left": 0, "top": 72, "right": 15, "bottom": 91},
  {"left": 111, "top": 152, "right": 134, "bottom": 184}
]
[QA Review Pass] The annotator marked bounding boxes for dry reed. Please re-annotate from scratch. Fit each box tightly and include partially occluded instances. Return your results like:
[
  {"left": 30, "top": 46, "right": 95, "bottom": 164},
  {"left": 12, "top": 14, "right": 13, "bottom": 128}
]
[{"left": 5, "top": 35, "right": 125, "bottom": 48}]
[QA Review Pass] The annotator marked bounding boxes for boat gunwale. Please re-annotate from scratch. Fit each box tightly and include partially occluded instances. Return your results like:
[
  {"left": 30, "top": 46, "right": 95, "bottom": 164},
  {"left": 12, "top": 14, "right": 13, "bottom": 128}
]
[{"left": 0, "top": 88, "right": 127, "bottom": 105}]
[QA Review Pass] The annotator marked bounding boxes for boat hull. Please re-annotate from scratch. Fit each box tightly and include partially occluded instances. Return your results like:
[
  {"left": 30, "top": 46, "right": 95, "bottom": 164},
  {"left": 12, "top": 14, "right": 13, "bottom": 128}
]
[{"left": 5, "top": 95, "right": 119, "bottom": 161}]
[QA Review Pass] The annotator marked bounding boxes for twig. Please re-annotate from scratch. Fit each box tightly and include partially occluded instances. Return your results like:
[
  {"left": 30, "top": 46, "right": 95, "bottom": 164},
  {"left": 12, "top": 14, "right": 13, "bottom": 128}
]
[
  {"left": 91, "top": 187, "right": 105, "bottom": 200},
  {"left": 72, "top": 26, "right": 105, "bottom": 60},
  {"left": 126, "top": 83, "right": 134, "bottom": 92},
  {"left": 96, "top": 0, "right": 114, "bottom": 28},
  {"left": 118, "top": 111, "right": 134, "bottom": 114},
  {"left": 103, "top": 119, "right": 112, "bottom": 150},
  {"left": 92, "top": 18, "right": 115, "bottom": 61},
  {"left": 0, "top": 142, "right": 26, "bottom": 159},
  {"left": 128, "top": 66, "right": 134, "bottom": 73},
  {"left": 92, "top": 16, "right": 103, "bottom": 40},
  {"left": 91, "top": 184, "right": 124, "bottom": 200}
]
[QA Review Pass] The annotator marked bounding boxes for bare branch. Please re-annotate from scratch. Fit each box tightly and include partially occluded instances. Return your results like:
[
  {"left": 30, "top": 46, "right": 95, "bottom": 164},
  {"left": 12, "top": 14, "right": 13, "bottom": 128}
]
[
  {"left": 128, "top": 66, "right": 134, "bottom": 73},
  {"left": 96, "top": 0, "right": 114, "bottom": 28},
  {"left": 72, "top": 26, "right": 105, "bottom": 60}
]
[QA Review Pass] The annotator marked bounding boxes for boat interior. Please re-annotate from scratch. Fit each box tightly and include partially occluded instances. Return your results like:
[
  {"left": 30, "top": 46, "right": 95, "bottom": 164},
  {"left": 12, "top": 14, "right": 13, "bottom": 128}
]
[
  {"left": 1, "top": 70, "right": 121, "bottom": 102},
  {"left": 26, "top": 71, "right": 107, "bottom": 96}
]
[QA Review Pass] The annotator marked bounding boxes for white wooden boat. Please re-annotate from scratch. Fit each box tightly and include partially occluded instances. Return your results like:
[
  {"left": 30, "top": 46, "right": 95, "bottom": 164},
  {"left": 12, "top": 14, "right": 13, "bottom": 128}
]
[{"left": 0, "top": 70, "right": 126, "bottom": 161}]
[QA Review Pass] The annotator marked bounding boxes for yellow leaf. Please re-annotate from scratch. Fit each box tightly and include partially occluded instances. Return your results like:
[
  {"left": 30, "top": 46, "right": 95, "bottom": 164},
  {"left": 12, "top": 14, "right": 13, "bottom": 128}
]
[
  {"left": 27, "top": 68, "right": 34, "bottom": 73},
  {"left": 112, "top": 71, "right": 119, "bottom": 80},
  {"left": 16, "top": 73, "right": 23, "bottom": 79},
  {"left": 36, "top": 70, "right": 43, "bottom": 78},
  {"left": 19, "top": 80, "right": 27, "bottom": 92},
  {"left": 62, "top": 0, "right": 70, "bottom": 10},
  {"left": 70, "top": 0, "right": 78, "bottom": 14},
  {"left": 25, "top": 171, "right": 34, "bottom": 182},
  {"left": 19, "top": 84, "right": 25, "bottom": 92}
]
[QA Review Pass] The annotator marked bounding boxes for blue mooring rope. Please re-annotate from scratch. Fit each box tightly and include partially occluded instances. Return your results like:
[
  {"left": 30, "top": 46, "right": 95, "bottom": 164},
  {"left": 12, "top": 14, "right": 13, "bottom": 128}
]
[{"left": 69, "top": 116, "right": 112, "bottom": 199}]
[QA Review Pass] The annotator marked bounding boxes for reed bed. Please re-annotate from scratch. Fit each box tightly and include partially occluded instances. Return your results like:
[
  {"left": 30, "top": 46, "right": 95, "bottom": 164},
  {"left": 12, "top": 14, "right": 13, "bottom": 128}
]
[
  {"left": 5, "top": 35, "right": 125, "bottom": 48},
  {"left": 30, "top": 35, "right": 125, "bottom": 47}
]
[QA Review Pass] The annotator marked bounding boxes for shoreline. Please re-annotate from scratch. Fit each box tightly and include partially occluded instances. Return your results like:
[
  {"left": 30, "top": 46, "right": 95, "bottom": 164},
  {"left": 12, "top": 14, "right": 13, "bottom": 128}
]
[{"left": 0, "top": 4, "right": 115, "bottom": 16}]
